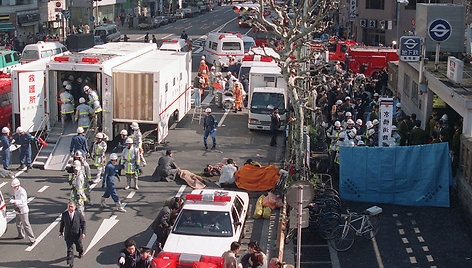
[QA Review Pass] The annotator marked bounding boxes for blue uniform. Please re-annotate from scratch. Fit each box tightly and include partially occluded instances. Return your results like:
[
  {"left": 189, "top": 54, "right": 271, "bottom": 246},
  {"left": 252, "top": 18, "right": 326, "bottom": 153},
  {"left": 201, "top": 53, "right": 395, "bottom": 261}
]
[
  {"left": 17, "top": 132, "right": 38, "bottom": 167},
  {"left": 102, "top": 161, "right": 119, "bottom": 202},
  {"left": 1, "top": 134, "right": 12, "bottom": 169},
  {"left": 70, "top": 134, "right": 89, "bottom": 155},
  {"left": 203, "top": 114, "right": 218, "bottom": 146}
]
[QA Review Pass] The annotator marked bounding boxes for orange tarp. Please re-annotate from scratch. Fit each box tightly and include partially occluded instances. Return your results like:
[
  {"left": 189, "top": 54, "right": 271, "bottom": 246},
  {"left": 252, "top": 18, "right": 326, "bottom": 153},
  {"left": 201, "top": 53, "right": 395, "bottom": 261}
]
[{"left": 235, "top": 165, "right": 280, "bottom": 191}]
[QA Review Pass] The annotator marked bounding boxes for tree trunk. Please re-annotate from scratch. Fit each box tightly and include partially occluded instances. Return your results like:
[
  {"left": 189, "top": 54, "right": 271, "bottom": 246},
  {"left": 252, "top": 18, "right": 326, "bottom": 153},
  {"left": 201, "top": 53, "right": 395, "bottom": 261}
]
[{"left": 286, "top": 83, "right": 305, "bottom": 172}]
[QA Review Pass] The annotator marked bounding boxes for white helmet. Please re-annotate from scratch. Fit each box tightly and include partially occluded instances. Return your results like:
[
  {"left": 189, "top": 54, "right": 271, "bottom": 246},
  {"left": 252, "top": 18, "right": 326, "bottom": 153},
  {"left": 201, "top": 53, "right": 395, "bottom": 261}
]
[
  {"left": 79, "top": 97, "right": 86, "bottom": 104},
  {"left": 373, "top": 119, "right": 379, "bottom": 125},
  {"left": 374, "top": 93, "right": 379, "bottom": 97},
  {"left": 356, "top": 119, "right": 363, "bottom": 125},
  {"left": 366, "top": 121, "right": 373, "bottom": 129},
  {"left": 200, "top": 60, "right": 205, "bottom": 63},
  {"left": 211, "top": 66, "right": 216, "bottom": 70},
  {"left": 11, "top": 178, "right": 20, "bottom": 187},
  {"left": 95, "top": 133, "right": 104, "bottom": 139},
  {"left": 73, "top": 160, "right": 82, "bottom": 169},
  {"left": 357, "top": 140, "right": 365, "bottom": 146},
  {"left": 368, "top": 129, "right": 375, "bottom": 136},
  {"left": 441, "top": 114, "right": 448, "bottom": 121},
  {"left": 125, "top": 137, "right": 133, "bottom": 144},
  {"left": 110, "top": 153, "right": 118, "bottom": 160},
  {"left": 345, "top": 96, "right": 351, "bottom": 100},
  {"left": 346, "top": 140, "right": 355, "bottom": 147},
  {"left": 16, "top": 127, "right": 24, "bottom": 134},
  {"left": 2, "top": 127, "right": 9, "bottom": 134},
  {"left": 201, "top": 55, "right": 205, "bottom": 60},
  {"left": 74, "top": 151, "right": 83, "bottom": 159},
  {"left": 336, "top": 100, "right": 343, "bottom": 105},
  {"left": 345, "top": 112, "right": 352, "bottom": 117},
  {"left": 77, "top": 127, "right": 84, "bottom": 134},
  {"left": 334, "top": 121, "right": 341, "bottom": 127},
  {"left": 396, "top": 103, "right": 402, "bottom": 108},
  {"left": 63, "top": 81, "right": 71, "bottom": 87},
  {"left": 65, "top": 84, "right": 72, "bottom": 90},
  {"left": 338, "top": 132, "right": 346, "bottom": 139},
  {"left": 83, "top": 85, "right": 90, "bottom": 92},
  {"left": 205, "top": 108, "right": 212, "bottom": 113},
  {"left": 347, "top": 119, "right": 355, "bottom": 125},
  {"left": 120, "top": 129, "right": 128, "bottom": 135},
  {"left": 355, "top": 135, "right": 363, "bottom": 141},
  {"left": 321, "top": 122, "right": 328, "bottom": 128},
  {"left": 391, "top": 125, "right": 397, "bottom": 131},
  {"left": 226, "top": 71, "right": 232, "bottom": 76},
  {"left": 130, "top": 122, "right": 139, "bottom": 130}
]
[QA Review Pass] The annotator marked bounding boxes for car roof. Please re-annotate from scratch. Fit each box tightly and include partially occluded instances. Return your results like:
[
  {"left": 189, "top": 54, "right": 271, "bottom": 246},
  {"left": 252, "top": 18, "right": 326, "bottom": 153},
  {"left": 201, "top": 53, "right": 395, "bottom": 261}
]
[{"left": 182, "top": 189, "right": 249, "bottom": 212}]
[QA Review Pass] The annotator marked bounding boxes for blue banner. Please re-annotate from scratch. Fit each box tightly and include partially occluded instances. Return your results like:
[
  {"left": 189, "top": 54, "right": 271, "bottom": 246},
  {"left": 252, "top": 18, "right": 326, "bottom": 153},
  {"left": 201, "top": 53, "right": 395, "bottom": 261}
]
[{"left": 339, "top": 143, "right": 451, "bottom": 207}]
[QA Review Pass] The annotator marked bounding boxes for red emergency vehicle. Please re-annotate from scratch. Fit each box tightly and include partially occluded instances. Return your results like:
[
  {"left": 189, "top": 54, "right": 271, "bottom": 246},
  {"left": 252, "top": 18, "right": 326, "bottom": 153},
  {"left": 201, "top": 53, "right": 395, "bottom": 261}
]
[
  {"left": 327, "top": 39, "right": 360, "bottom": 62},
  {"left": 346, "top": 46, "right": 399, "bottom": 77},
  {"left": 0, "top": 73, "right": 12, "bottom": 128}
]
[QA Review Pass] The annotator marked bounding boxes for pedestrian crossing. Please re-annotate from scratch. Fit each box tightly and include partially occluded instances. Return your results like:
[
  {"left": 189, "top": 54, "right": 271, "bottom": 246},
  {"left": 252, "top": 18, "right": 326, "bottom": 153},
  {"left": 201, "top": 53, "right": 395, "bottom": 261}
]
[{"left": 191, "top": 37, "right": 206, "bottom": 54}]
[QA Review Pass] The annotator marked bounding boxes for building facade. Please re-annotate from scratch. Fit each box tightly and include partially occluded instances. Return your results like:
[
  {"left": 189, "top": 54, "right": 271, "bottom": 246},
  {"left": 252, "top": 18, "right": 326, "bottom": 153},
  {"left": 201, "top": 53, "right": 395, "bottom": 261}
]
[{"left": 0, "top": 0, "right": 41, "bottom": 39}]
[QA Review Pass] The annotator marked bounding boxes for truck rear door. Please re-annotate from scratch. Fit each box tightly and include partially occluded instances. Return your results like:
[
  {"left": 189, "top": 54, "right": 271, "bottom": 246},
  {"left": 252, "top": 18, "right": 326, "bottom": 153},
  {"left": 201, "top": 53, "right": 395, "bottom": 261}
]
[{"left": 15, "top": 70, "right": 46, "bottom": 132}]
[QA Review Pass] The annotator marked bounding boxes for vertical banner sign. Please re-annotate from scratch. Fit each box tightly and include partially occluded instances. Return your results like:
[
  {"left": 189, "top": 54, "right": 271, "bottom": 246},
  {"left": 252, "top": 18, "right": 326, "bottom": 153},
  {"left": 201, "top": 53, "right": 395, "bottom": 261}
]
[
  {"left": 379, "top": 97, "right": 393, "bottom": 147},
  {"left": 306, "top": 134, "right": 310, "bottom": 167},
  {"left": 349, "top": 0, "right": 357, "bottom": 22}
]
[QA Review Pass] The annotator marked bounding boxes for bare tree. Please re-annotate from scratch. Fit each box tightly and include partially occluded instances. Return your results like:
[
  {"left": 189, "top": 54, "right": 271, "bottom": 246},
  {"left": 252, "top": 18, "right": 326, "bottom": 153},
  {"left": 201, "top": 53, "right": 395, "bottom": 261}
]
[{"left": 250, "top": 0, "right": 339, "bottom": 172}]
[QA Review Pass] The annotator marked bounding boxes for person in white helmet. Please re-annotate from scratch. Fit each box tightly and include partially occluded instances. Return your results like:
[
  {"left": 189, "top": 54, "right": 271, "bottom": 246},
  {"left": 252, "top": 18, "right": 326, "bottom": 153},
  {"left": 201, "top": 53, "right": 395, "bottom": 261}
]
[
  {"left": 198, "top": 59, "right": 209, "bottom": 74},
  {"left": 341, "top": 111, "right": 352, "bottom": 129},
  {"left": 60, "top": 84, "right": 75, "bottom": 128},
  {"left": 10, "top": 177, "right": 36, "bottom": 246},
  {"left": 395, "top": 102, "right": 403, "bottom": 124},
  {"left": 1, "top": 126, "right": 13, "bottom": 170},
  {"left": 15, "top": 127, "right": 39, "bottom": 171},
  {"left": 75, "top": 97, "right": 95, "bottom": 130},
  {"left": 101, "top": 153, "right": 126, "bottom": 212},
  {"left": 327, "top": 121, "right": 343, "bottom": 152},
  {"left": 215, "top": 56, "right": 223, "bottom": 72},
  {"left": 120, "top": 138, "right": 141, "bottom": 190},
  {"left": 130, "top": 122, "right": 146, "bottom": 167},
  {"left": 70, "top": 127, "right": 89, "bottom": 156},
  {"left": 83, "top": 85, "right": 102, "bottom": 114},
  {"left": 388, "top": 125, "right": 401, "bottom": 146},
  {"left": 70, "top": 160, "right": 87, "bottom": 214},
  {"left": 355, "top": 119, "right": 364, "bottom": 136},
  {"left": 209, "top": 66, "right": 217, "bottom": 95},
  {"left": 92, "top": 133, "right": 107, "bottom": 181},
  {"left": 112, "top": 129, "right": 128, "bottom": 153},
  {"left": 73, "top": 151, "right": 93, "bottom": 205},
  {"left": 203, "top": 107, "right": 218, "bottom": 150}
]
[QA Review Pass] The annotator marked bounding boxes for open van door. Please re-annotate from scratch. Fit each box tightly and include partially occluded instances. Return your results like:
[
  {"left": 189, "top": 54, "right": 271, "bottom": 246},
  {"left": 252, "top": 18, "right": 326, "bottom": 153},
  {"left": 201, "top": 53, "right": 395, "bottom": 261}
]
[{"left": 14, "top": 70, "right": 46, "bottom": 132}]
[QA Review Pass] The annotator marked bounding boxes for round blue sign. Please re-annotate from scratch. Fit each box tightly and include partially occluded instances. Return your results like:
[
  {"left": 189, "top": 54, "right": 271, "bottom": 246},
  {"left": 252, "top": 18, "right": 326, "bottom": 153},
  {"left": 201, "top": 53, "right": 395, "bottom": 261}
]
[
  {"left": 428, "top": 19, "right": 452, "bottom": 42},
  {"left": 90, "top": 16, "right": 95, "bottom": 22}
]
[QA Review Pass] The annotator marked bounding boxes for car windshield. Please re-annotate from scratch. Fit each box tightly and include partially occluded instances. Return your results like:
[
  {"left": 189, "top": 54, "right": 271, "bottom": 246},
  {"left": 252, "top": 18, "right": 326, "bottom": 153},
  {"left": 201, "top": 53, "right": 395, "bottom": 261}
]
[
  {"left": 222, "top": 42, "right": 241, "bottom": 51},
  {"left": 244, "top": 41, "right": 255, "bottom": 51},
  {"left": 21, "top": 50, "right": 39, "bottom": 60},
  {"left": 251, "top": 92, "right": 285, "bottom": 114},
  {"left": 94, "top": 30, "right": 106, "bottom": 36},
  {"left": 173, "top": 209, "right": 233, "bottom": 237}
]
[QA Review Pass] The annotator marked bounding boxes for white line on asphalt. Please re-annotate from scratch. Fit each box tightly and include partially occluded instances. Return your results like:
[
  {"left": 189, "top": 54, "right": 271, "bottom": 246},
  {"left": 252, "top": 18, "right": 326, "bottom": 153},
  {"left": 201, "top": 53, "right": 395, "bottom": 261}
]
[
  {"left": 84, "top": 215, "right": 119, "bottom": 255},
  {"left": 244, "top": 27, "right": 253, "bottom": 35},
  {"left": 224, "top": 9, "right": 233, "bottom": 13},
  {"left": 409, "top": 256, "right": 417, "bottom": 264},
  {"left": 145, "top": 185, "right": 187, "bottom": 249},
  {"left": 15, "top": 170, "right": 24, "bottom": 177},
  {"left": 218, "top": 110, "right": 230, "bottom": 127},
  {"left": 0, "top": 182, "right": 6, "bottom": 189},
  {"left": 371, "top": 234, "right": 384, "bottom": 268},
  {"left": 194, "top": 47, "right": 203, "bottom": 54},
  {"left": 414, "top": 227, "right": 420, "bottom": 233},
  {"left": 136, "top": 35, "right": 145, "bottom": 40},
  {"left": 25, "top": 216, "right": 61, "bottom": 252},
  {"left": 406, "top": 247, "right": 413, "bottom": 253},
  {"left": 422, "top": 246, "right": 429, "bottom": 252},
  {"left": 212, "top": 17, "right": 237, "bottom": 33},
  {"left": 37, "top": 185, "right": 49, "bottom": 193},
  {"left": 426, "top": 255, "right": 434, "bottom": 262},
  {"left": 89, "top": 177, "right": 101, "bottom": 190},
  {"left": 162, "top": 33, "right": 173, "bottom": 39},
  {"left": 127, "top": 190, "right": 136, "bottom": 199}
]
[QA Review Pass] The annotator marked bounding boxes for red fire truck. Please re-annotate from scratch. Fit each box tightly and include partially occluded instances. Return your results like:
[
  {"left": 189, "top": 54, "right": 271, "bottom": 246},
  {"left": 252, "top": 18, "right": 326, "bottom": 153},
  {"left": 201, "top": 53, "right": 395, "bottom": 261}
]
[
  {"left": 0, "top": 73, "right": 11, "bottom": 128},
  {"left": 346, "top": 46, "right": 399, "bottom": 77},
  {"left": 327, "top": 39, "right": 360, "bottom": 62}
]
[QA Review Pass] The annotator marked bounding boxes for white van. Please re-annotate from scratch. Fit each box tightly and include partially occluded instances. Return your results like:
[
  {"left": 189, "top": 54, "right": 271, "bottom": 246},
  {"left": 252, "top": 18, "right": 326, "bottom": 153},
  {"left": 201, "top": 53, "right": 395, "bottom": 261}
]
[
  {"left": 21, "top": 41, "right": 67, "bottom": 63},
  {"left": 93, "top": 24, "right": 121, "bottom": 44},
  {"left": 0, "top": 190, "right": 6, "bottom": 237},
  {"left": 159, "top": 39, "right": 190, "bottom": 52},
  {"left": 203, "top": 32, "right": 245, "bottom": 67}
]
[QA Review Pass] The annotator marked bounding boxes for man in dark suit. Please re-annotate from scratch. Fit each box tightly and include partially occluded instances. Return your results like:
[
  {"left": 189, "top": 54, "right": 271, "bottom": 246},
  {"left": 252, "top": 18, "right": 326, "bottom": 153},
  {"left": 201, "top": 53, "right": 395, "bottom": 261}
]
[
  {"left": 60, "top": 202, "right": 86, "bottom": 268},
  {"left": 152, "top": 150, "right": 180, "bottom": 182}
]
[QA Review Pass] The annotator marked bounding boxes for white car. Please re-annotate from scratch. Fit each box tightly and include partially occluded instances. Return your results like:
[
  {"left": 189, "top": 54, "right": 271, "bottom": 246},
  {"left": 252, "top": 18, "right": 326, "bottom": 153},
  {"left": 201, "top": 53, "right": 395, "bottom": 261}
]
[
  {"left": 154, "top": 189, "right": 249, "bottom": 267},
  {"left": 0, "top": 190, "right": 7, "bottom": 237}
]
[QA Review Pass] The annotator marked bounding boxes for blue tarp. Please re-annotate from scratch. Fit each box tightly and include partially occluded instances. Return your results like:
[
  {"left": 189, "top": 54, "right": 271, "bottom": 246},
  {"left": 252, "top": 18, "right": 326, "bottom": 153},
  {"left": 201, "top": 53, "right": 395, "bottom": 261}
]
[{"left": 339, "top": 143, "right": 451, "bottom": 207}]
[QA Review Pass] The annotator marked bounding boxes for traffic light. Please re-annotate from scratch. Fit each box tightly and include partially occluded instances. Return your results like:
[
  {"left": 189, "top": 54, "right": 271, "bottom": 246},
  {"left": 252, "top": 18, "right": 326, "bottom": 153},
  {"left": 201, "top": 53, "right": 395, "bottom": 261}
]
[{"left": 56, "top": 13, "right": 61, "bottom": 21}]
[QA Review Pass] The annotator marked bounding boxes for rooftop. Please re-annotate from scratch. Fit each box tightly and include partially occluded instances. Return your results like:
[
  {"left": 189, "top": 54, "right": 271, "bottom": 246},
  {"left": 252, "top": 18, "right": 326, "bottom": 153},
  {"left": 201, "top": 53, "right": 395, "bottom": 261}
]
[{"left": 424, "top": 60, "right": 472, "bottom": 100}]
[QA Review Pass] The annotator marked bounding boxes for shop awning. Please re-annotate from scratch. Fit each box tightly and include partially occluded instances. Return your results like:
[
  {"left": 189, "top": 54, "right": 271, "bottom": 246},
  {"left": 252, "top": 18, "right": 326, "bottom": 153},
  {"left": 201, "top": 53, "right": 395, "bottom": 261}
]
[{"left": 0, "top": 23, "right": 15, "bottom": 32}]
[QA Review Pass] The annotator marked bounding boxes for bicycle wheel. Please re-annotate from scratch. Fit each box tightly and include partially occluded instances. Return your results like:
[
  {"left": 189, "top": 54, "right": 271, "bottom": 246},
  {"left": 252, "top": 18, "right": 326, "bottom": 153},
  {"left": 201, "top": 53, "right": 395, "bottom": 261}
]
[
  {"left": 318, "top": 213, "right": 342, "bottom": 240},
  {"left": 363, "top": 215, "right": 381, "bottom": 239},
  {"left": 330, "top": 225, "right": 355, "bottom": 251}
]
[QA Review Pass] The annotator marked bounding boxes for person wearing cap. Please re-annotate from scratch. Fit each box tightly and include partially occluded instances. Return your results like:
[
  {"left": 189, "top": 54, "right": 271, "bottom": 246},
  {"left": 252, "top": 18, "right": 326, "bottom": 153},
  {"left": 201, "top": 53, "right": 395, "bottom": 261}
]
[
  {"left": 370, "top": 92, "right": 380, "bottom": 108},
  {"left": 203, "top": 107, "right": 218, "bottom": 150},
  {"left": 70, "top": 160, "right": 87, "bottom": 214},
  {"left": 59, "top": 201, "right": 86, "bottom": 267},
  {"left": 136, "top": 246, "right": 152, "bottom": 268},
  {"left": 331, "top": 100, "right": 343, "bottom": 122},
  {"left": 131, "top": 122, "right": 146, "bottom": 167},
  {"left": 389, "top": 125, "right": 401, "bottom": 146},
  {"left": 153, "top": 149, "right": 180, "bottom": 182},
  {"left": 119, "top": 238, "right": 140, "bottom": 268},
  {"left": 73, "top": 151, "right": 93, "bottom": 205},
  {"left": 341, "top": 96, "right": 353, "bottom": 114},
  {"left": 215, "top": 56, "right": 223, "bottom": 72},
  {"left": 113, "top": 129, "right": 128, "bottom": 153},
  {"left": 60, "top": 84, "right": 75, "bottom": 128},
  {"left": 70, "top": 127, "right": 89, "bottom": 156},
  {"left": 394, "top": 102, "right": 403, "bottom": 124},
  {"left": 233, "top": 82, "right": 243, "bottom": 113},
  {"left": 355, "top": 119, "right": 364, "bottom": 136},
  {"left": 101, "top": 153, "right": 126, "bottom": 212},
  {"left": 1, "top": 127, "right": 13, "bottom": 170},
  {"left": 84, "top": 85, "right": 102, "bottom": 114},
  {"left": 198, "top": 59, "right": 209, "bottom": 75},
  {"left": 75, "top": 97, "right": 95, "bottom": 130},
  {"left": 341, "top": 111, "right": 352, "bottom": 129},
  {"left": 120, "top": 137, "right": 141, "bottom": 190},
  {"left": 209, "top": 65, "right": 217, "bottom": 95},
  {"left": 10, "top": 177, "right": 36, "bottom": 245},
  {"left": 92, "top": 133, "right": 107, "bottom": 181},
  {"left": 15, "top": 127, "right": 39, "bottom": 171},
  {"left": 327, "top": 121, "right": 343, "bottom": 152}
]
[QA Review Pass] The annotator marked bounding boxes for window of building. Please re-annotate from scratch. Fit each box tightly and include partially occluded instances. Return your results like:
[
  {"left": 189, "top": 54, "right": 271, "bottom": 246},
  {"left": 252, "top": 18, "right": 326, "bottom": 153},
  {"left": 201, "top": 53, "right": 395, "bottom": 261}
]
[
  {"left": 366, "top": 0, "right": 384, "bottom": 10},
  {"left": 403, "top": 74, "right": 410, "bottom": 97},
  {"left": 363, "top": 28, "right": 385, "bottom": 46},
  {"left": 406, "top": 0, "right": 442, "bottom": 10},
  {"left": 411, "top": 81, "right": 418, "bottom": 106}
]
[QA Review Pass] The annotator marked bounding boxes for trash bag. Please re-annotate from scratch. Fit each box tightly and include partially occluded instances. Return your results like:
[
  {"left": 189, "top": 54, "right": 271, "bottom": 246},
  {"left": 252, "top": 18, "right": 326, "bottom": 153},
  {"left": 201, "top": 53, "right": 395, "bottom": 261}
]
[
  {"left": 253, "top": 194, "right": 265, "bottom": 219},
  {"left": 262, "top": 192, "right": 283, "bottom": 210},
  {"left": 263, "top": 206, "right": 272, "bottom": 219}
]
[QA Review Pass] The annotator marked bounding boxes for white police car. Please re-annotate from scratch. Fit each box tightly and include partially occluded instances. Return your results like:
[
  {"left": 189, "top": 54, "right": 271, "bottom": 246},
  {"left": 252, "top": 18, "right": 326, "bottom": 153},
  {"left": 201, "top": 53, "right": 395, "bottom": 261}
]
[
  {"left": 153, "top": 189, "right": 249, "bottom": 267},
  {"left": 0, "top": 190, "right": 7, "bottom": 237}
]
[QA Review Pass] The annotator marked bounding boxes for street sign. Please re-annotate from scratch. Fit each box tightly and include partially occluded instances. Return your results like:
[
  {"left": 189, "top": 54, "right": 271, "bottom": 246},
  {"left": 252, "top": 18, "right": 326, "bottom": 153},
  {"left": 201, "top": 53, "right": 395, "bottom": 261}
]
[
  {"left": 61, "top": 9, "right": 70, "bottom": 19},
  {"left": 379, "top": 97, "right": 394, "bottom": 147},
  {"left": 90, "top": 16, "right": 95, "bottom": 22},
  {"left": 56, "top": 1, "right": 61, "bottom": 7},
  {"left": 400, "top": 36, "right": 421, "bottom": 62},
  {"left": 286, "top": 180, "right": 315, "bottom": 209},
  {"left": 428, "top": 19, "right": 452, "bottom": 42}
]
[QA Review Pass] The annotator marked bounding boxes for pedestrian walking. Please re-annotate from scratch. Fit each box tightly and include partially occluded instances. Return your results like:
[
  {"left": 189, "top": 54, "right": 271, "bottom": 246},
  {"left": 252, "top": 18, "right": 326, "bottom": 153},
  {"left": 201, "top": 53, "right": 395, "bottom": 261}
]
[
  {"left": 180, "top": 30, "right": 188, "bottom": 41},
  {"left": 270, "top": 108, "right": 281, "bottom": 146},
  {"left": 70, "top": 127, "right": 89, "bottom": 156},
  {"left": 222, "top": 241, "right": 241, "bottom": 268},
  {"left": 75, "top": 97, "right": 95, "bottom": 130},
  {"left": 92, "top": 133, "right": 107, "bottom": 181},
  {"left": 233, "top": 83, "right": 243, "bottom": 113},
  {"left": 10, "top": 177, "right": 36, "bottom": 246},
  {"left": 70, "top": 160, "right": 87, "bottom": 214},
  {"left": 120, "top": 138, "right": 141, "bottom": 190},
  {"left": 73, "top": 151, "right": 93, "bottom": 205},
  {"left": 203, "top": 108, "right": 218, "bottom": 150},
  {"left": 59, "top": 202, "right": 86, "bottom": 268},
  {"left": 15, "top": 127, "right": 39, "bottom": 171},
  {"left": 1, "top": 127, "right": 13, "bottom": 170},
  {"left": 60, "top": 84, "right": 75, "bottom": 128},
  {"left": 193, "top": 73, "right": 202, "bottom": 107},
  {"left": 101, "top": 153, "right": 126, "bottom": 212},
  {"left": 118, "top": 238, "right": 140, "bottom": 268},
  {"left": 144, "top": 33, "right": 149, "bottom": 43}
]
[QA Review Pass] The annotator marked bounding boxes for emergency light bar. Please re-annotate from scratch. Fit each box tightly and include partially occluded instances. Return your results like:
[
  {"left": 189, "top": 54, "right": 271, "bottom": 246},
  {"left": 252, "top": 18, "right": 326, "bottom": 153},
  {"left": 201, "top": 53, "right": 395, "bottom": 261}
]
[
  {"left": 54, "top": 56, "right": 69, "bottom": 62},
  {"left": 81, "top": 58, "right": 100, "bottom": 63},
  {"left": 185, "top": 194, "right": 231, "bottom": 202},
  {"left": 219, "top": 35, "right": 225, "bottom": 40}
]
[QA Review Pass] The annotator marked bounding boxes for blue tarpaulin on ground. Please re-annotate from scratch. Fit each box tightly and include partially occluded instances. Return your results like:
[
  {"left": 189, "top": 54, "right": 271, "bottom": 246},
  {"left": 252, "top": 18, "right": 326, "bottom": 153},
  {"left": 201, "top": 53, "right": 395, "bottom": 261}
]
[{"left": 339, "top": 143, "right": 451, "bottom": 207}]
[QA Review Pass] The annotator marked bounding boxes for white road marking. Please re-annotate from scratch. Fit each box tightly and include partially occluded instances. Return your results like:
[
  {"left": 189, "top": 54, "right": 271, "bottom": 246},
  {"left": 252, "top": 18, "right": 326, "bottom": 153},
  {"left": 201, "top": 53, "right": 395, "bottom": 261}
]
[
  {"left": 212, "top": 16, "right": 237, "bottom": 33},
  {"left": 414, "top": 227, "right": 420, "bottom": 233},
  {"left": 406, "top": 248, "right": 413, "bottom": 254},
  {"left": 89, "top": 177, "right": 101, "bottom": 190},
  {"left": 395, "top": 220, "right": 402, "bottom": 226},
  {"left": 25, "top": 216, "right": 61, "bottom": 252},
  {"left": 392, "top": 213, "right": 398, "bottom": 217},
  {"left": 402, "top": 237, "right": 409, "bottom": 244},
  {"left": 398, "top": 229, "right": 405, "bottom": 235},
  {"left": 371, "top": 233, "right": 384, "bottom": 268},
  {"left": 162, "top": 33, "right": 173, "bottom": 39},
  {"left": 409, "top": 256, "right": 417, "bottom": 264},
  {"left": 136, "top": 35, "right": 146, "bottom": 40},
  {"left": 218, "top": 110, "right": 230, "bottom": 127},
  {"left": 37, "top": 185, "right": 49, "bottom": 193},
  {"left": 194, "top": 47, "right": 203, "bottom": 54},
  {"left": 244, "top": 27, "right": 253, "bottom": 35},
  {"left": 15, "top": 170, "right": 24, "bottom": 177},
  {"left": 176, "top": 185, "right": 186, "bottom": 197},
  {"left": 422, "top": 246, "right": 429, "bottom": 252},
  {"left": 417, "top": 236, "right": 425, "bottom": 242},
  {"left": 126, "top": 190, "right": 136, "bottom": 199},
  {"left": 426, "top": 255, "right": 434, "bottom": 262},
  {"left": 0, "top": 182, "right": 7, "bottom": 189},
  {"left": 84, "top": 215, "right": 119, "bottom": 255}
]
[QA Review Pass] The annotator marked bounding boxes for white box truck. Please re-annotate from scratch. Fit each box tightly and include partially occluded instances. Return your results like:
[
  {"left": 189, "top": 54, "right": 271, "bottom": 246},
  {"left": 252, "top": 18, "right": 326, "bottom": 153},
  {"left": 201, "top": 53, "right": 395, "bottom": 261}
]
[{"left": 248, "top": 66, "right": 288, "bottom": 131}]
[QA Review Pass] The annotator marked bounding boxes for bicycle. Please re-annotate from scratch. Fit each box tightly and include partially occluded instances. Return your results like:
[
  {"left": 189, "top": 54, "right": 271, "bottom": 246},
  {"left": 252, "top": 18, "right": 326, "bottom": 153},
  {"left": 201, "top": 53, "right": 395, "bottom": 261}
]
[{"left": 329, "top": 206, "right": 382, "bottom": 251}]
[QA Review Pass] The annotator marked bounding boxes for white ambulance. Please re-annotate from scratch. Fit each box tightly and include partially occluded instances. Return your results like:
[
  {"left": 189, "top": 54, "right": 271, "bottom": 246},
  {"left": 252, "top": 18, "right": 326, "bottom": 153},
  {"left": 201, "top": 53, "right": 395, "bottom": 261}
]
[{"left": 203, "top": 32, "right": 245, "bottom": 67}]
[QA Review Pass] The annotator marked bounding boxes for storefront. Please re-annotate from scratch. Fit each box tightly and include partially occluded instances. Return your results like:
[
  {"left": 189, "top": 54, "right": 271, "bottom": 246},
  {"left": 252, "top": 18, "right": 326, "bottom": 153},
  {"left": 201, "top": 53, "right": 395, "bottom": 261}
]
[{"left": 16, "top": 10, "right": 40, "bottom": 38}]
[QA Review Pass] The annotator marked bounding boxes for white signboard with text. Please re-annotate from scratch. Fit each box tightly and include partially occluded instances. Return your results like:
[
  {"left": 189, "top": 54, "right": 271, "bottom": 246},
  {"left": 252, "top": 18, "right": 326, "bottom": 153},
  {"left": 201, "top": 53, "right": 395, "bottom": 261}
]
[
  {"left": 379, "top": 98, "right": 393, "bottom": 147},
  {"left": 447, "top": 56, "right": 464, "bottom": 84}
]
